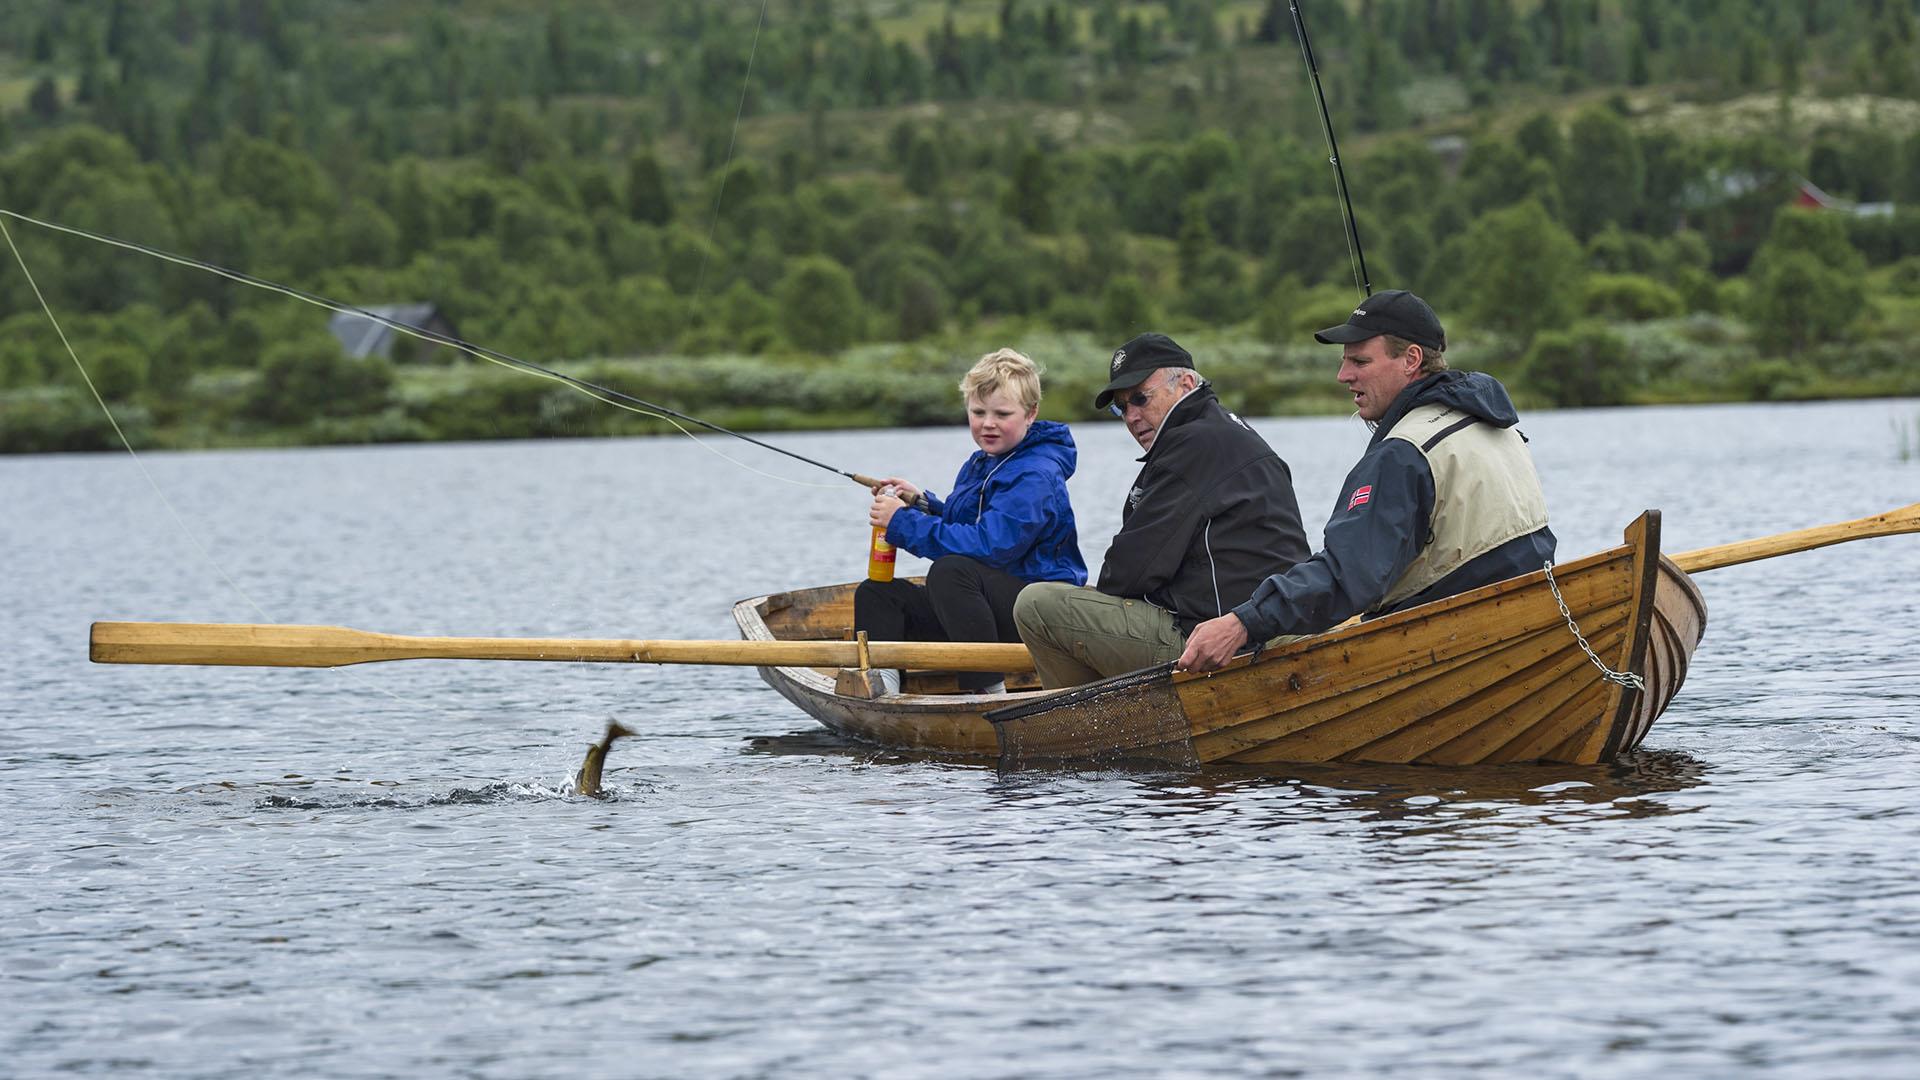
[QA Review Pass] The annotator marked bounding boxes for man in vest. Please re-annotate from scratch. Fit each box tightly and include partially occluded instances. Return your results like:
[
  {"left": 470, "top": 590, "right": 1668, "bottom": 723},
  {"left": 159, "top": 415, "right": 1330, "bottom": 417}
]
[{"left": 1177, "top": 289, "right": 1556, "bottom": 672}]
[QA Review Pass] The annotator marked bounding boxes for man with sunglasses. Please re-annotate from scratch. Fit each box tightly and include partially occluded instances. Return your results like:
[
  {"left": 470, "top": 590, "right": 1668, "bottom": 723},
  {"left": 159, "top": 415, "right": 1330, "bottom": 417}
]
[
  {"left": 1177, "top": 290, "right": 1556, "bottom": 673},
  {"left": 1013, "top": 332, "right": 1310, "bottom": 689}
]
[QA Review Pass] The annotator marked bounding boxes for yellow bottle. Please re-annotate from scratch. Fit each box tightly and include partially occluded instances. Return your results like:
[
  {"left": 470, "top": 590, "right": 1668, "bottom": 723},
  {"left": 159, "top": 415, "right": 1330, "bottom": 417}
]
[
  {"left": 868, "top": 526, "right": 896, "bottom": 582},
  {"left": 868, "top": 484, "right": 898, "bottom": 582}
]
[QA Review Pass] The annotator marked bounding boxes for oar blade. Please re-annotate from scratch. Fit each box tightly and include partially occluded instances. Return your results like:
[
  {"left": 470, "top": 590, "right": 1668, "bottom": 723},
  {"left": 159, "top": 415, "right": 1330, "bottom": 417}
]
[{"left": 90, "top": 622, "right": 388, "bottom": 667}]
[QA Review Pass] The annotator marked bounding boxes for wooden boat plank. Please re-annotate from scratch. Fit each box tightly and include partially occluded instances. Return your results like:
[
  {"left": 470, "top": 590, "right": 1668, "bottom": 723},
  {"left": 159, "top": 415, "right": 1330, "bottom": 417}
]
[
  {"left": 1194, "top": 618, "right": 1578, "bottom": 761},
  {"left": 1179, "top": 553, "right": 1637, "bottom": 744},
  {"left": 1405, "top": 624, "right": 1631, "bottom": 765},
  {"left": 1219, "top": 611, "right": 1628, "bottom": 764},
  {"left": 1238, "top": 617, "right": 1629, "bottom": 765},
  {"left": 1479, "top": 678, "right": 1613, "bottom": 765}
]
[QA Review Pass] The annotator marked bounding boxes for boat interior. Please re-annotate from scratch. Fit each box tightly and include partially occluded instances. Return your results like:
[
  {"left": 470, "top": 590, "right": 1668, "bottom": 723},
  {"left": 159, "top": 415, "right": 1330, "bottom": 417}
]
[{"left": 748, "top": 580, "right": 1044, "bottom": 695}]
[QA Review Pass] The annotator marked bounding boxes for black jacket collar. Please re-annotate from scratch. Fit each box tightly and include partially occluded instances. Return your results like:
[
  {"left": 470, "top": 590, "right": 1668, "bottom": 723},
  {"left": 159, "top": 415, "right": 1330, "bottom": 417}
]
[{"left": 1137, "top": 384, "right": 1218, "bottom": 462}]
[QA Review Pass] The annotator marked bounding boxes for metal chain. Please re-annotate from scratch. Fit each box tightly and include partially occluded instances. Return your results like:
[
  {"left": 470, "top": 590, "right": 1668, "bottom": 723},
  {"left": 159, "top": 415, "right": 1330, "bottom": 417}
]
[{"left": 1542, "top": 560, "right": 1647, "bottom": 691}]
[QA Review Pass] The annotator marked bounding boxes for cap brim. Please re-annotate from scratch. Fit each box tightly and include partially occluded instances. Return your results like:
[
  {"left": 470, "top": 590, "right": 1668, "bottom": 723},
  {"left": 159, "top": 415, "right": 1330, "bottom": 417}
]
[
  {"left": 1092, "top": 368, "right": 1156, "bottom": 411},
  {"left": 1313, "top": 322, "right": 1378, "bottom": 345}
]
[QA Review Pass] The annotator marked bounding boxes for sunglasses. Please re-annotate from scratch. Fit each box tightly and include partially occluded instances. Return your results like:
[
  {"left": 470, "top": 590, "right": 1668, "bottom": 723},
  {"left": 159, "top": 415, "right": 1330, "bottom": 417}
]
[{"left": 1108, "top": 379, "right": 1169, "bottom": 417}]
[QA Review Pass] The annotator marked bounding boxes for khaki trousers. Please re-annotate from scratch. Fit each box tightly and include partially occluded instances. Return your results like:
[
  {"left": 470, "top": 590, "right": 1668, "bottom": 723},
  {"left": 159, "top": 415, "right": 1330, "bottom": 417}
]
[{"left": 1012, "top": 582, "right": 1187, "bottom": 689}]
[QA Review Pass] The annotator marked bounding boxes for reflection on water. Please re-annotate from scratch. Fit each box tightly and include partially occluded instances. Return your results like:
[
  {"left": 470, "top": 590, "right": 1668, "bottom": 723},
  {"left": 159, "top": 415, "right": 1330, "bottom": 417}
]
[
  {"left": 1182, "top": 750, "right": 1711, "bottom": 820},
  {"left": 746, "top": 730, "right": 1707, "bottom": 822},
  {"left": 4, "top": 399, "right": 1918, "bottom": 1077}
]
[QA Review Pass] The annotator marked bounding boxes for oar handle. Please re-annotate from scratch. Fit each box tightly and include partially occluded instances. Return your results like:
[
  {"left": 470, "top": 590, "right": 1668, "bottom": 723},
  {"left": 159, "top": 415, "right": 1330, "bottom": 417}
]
[
  {"left": 1671, "top": 502, "right": 1920, "bottom": 574},
  {"left": 89, "top": 622, "right": 1033, "bottom": 672}
]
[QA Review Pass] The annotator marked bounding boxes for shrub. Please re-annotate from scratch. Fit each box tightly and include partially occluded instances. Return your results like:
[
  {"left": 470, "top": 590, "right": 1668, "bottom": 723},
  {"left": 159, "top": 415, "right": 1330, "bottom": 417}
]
[
  {"left": 1098, "top": 275, "right": 1157, "bottom": 336},
  {"left": 775, "top": 256, "right": 865, "bottom": 354},
  {"left": 1521, "top": 322, "right": 1639, "bottom": 407},
  {"left": 84, "top": 342, "right": 149, "bottom": 401},
  {"left": 1748, "top": 250, "right": 1863, "bottom": 353},
  {"left": 1730, "top": 358, "right": 1813, "bottom": 401},
  {"left": 0, "top": 387, "right": 144, "bottom": 452},
  {"left": 248, "top": 339, "right": 395, "bottom": 424},
  {"left": 1455, "top": 200, "right": 1585, "bottom": 343},
  {"left": 1583, "top": 273, "right": 1684, "bottom": 321}
]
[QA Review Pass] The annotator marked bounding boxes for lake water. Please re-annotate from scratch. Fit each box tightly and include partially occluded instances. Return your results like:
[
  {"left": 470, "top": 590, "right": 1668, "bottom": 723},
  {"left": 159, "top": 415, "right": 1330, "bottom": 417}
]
[{"left": 3, "top": 397, "right": 1918, "bottom": 1078}]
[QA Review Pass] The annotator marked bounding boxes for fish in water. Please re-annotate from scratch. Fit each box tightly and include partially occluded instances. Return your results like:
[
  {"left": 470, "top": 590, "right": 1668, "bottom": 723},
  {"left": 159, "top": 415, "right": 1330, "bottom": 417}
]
[{"left": 571, "top": 721, "right": 635, "bottom": 797}]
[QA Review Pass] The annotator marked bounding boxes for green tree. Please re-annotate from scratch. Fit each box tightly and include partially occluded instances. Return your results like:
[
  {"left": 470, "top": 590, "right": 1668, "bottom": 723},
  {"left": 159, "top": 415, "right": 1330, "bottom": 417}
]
[
  {"left": 45, "top": 172, "right": 179, "bottom": 312},
  {"left": 85, "top": 341, "right": 149, "bottom": 401},
  {"left": 1563, "top": 107, "right": 1642, "bottom": 239},
  {"left": 1522, "top": 322, "right": 1639, "bottom": 407},
  {"left": 216, "top": 135, "right": 334, "bottom": 219},
  {"left": 1004, "top": 146, "right": 1054, "bottom": 232},
  {"left": 893, "top": 267, "right": 948, "bottom": 341},
  {"left": 1747, "top": 208, "right": 1866, "bottom": 352},
  {"left": 484, "top": 105, "right": 559, "bottom": 177},
  {"left": 247, "top": 339, "right": 395, "bottom": 424},
  {"left": 904, "top": 132, "right": 946, "bottom": 196},
  {"left": 1453, "top": 199, "right": 1585, "bottom": 343},
  {"left": 1582, "top": 273, "right": 1684, "bottom": 322},
  {"left": 776, "top": 256, "right": 864, "bottom": 353},
  {"left": 1098, "top": 274, "right": 1158, "bottom": 335},
  {"left": 1183, "top": 250, "right": 1252, "bottom": 323},
  {"left": 1176, "top": 196, "right": 1213, "bottom": 284},
  {"left": 28, "top": 76, "right": 60, "bottom": 121},
  {"left": 1514, "top": 112, "right": 1566, "bottom": 171},
  {"left": 1129, "top": 154, "right": 1187, "bottom": 238},
  {"left": 625, "top": 151, "right": 673, "bottom": 225}
]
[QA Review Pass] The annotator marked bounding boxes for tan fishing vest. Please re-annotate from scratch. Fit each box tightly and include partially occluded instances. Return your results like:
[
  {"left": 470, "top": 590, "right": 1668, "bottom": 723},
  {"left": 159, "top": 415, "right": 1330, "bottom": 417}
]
[{"left": 1371, "top": 402, "right": 1550, "bottom": 613}]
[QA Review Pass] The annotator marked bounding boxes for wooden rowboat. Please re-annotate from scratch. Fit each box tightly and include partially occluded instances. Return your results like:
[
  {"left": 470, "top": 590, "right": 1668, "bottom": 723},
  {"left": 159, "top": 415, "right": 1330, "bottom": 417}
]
[{"left": 734, "top": 510, "right": 1708, "bottom": 767}]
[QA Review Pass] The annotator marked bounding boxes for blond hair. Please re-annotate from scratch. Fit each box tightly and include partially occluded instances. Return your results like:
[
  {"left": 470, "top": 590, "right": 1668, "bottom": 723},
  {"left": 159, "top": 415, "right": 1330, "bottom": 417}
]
[{"left": 959, "top": 347, "right": 1043, "bottom": 411}]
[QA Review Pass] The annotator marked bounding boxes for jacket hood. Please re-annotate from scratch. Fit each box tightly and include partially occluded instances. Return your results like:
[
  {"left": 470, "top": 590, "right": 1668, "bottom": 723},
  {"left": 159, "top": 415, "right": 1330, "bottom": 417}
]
[
  {"left": 1375, "top": 370, "right": 1519, "bottom": 442},
  {"left": 1000, "top": 419, "right": 1078, "bottom": 478}
]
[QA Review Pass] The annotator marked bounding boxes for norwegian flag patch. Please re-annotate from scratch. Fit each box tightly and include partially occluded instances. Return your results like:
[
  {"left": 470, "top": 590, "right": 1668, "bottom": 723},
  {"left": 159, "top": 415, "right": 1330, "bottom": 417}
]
[{"left": 1346, "top": 485, "right": 1373, "bottom": 510}]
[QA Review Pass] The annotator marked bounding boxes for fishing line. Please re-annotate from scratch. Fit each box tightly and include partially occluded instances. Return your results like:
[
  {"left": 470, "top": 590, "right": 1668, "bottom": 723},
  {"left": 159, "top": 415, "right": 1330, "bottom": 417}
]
[
  {"left": 1289, "top": 0, "right": 1372, "bottom": 298},
  {"left": 0, "top": 208, "right": 848, "bottom": 490},
  {"left": 1, "top": 214, "right": 277, "bottom": 625},
  {"left": 2, "top": 212, "right": 459, "bottom": 716}
]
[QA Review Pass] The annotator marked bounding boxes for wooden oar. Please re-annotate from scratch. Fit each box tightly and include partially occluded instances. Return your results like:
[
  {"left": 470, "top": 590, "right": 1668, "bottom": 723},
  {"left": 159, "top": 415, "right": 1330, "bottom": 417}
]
[
  {"left": 89, "top": 622, "right": 1034, "bottom": 672},
  {"left": 1671, "top": 502, "right": 1920, "bottom": 574}
]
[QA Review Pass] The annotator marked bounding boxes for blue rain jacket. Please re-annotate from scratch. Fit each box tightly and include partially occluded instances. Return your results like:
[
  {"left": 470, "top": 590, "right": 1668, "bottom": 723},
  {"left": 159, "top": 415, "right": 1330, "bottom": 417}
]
[{"left": 886, "top": 420, "right": 1088, "bottom": 585}]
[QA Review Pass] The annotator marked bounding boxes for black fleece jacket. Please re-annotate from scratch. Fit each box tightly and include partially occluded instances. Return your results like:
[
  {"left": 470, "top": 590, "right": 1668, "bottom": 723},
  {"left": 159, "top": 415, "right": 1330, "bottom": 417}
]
[
  {"left": 1096, "top": 386, "right": 1311, "bottom": 635},
  {"left": 1231, "top": 370, "right": 1556, "bottom": 642}
]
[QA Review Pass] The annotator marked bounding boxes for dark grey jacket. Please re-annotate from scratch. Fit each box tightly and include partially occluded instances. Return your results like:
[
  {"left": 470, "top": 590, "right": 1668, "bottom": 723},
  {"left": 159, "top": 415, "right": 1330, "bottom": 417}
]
[
  {"left": 1231, "top": 371, "right": 1557, "bottom": 642},
  {"left": 1097, "top": 386, "right": 1311, "bottom": 635}
]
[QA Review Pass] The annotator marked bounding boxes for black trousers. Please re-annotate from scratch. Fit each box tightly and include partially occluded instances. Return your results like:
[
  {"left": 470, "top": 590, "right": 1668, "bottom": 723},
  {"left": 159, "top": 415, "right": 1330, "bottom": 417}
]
[{"left": 853, "top": 554, "right": 1029, "bottom": 692}]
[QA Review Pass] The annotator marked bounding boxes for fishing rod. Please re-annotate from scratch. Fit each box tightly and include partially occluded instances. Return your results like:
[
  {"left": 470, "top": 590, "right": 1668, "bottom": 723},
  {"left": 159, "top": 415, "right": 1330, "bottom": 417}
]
[
  {"left": 1290, "top": 0, "right": 1372, "bottom": 298},
  {"left": 0, "top": 208, "right": 888, "bottom": 490}
]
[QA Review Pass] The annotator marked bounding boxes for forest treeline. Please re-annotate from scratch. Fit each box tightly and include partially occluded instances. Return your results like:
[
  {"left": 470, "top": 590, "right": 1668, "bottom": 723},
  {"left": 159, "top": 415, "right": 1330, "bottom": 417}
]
[{"left": 1, "top": 0, "right": 1918, "bottom": 452}]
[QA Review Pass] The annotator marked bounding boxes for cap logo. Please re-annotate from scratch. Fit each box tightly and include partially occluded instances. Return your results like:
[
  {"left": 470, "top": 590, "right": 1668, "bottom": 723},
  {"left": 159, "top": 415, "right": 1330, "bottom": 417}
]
[
  {"left": 1111, "top": 349, "right": 1126, "bottom": 373},
  {"left": 1353, "top": 308, "right": 1367, "bottom": 316}
]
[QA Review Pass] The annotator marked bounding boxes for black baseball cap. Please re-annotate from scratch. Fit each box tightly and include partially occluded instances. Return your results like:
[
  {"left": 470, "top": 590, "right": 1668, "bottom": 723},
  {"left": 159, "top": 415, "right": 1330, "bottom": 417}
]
[
  {"left": 1314, "top": 289, "right": 1447, "bottom": 353},
  {"left": 1093, "top": 332, "right": 1193, "bottom": 410}
]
